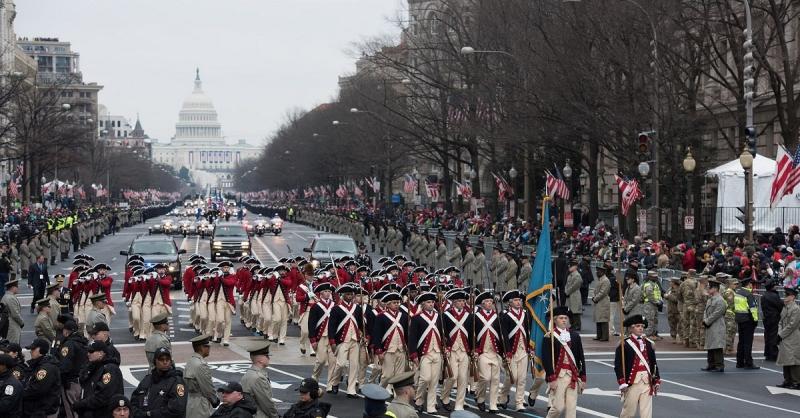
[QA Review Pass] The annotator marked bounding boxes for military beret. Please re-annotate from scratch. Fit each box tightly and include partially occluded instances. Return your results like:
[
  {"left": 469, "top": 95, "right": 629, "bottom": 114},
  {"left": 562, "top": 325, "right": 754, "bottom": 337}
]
[{"left": 110, "top": 395, "right": 131, "bottom": 410}]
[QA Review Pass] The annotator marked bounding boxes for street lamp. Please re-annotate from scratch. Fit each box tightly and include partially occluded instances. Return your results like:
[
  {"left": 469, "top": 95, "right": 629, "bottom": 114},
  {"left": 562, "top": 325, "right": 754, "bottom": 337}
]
[
  {"left": 61, "top": 103, "right": 71, "bottom": 111},
  {"left": 332, "top": 120, "right": 340, "bottom": 126},
  {"left": 740, "top": 147, "right": 754, "bottom": 242},
  {"left": 460, "top": 46, "right": 475, "bottom": 55},
  {"left": 413, "top": 168, "right": 421, "bottom": 208},
  {"left": 562, "top": 159, "right": 573, "bottom": 179},
  {"left": 638, "top": 161, "right": 651, "bottom": 177},
  {"left": 683, "top": 147, "right": 696, "bottom": 242}
]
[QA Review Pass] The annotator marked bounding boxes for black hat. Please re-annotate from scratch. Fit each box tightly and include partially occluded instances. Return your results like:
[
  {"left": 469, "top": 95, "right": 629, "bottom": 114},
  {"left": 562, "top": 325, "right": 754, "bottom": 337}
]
[
  {"left": 415, "top": 292, "right": 437, "bottom": 304},
  {"left": 297, "top": 378, "right": 319, "bottom": 394},
  {"left": 94, "top": 263, "right": 111, "bottom": 271},
  {"left": 413, "top": 266, "right": 428, "bottom": 274},
  {"left": 387, "top": 370, "right": 416, "bottom": 388},
  {"left": 4, "top": 279, "right": 19, "bottom": 289},
  {"left": 392, "top": 255, "right": 407, "bottom": 262},
  {"left": 217, "top": 381, "right": 244, "bottom": 393},
  {"left": 110, "top": 395, "right": 131, "bottom": 410},
  {"left": 126, "top": 259, "right": 144, "bottom": 267},
  {"left": 373, "top": 290, "right": 388, "bottom": 301},
  {"left": 90, "top": 293, "right": 107, "bottom": 303},
  {"left": 344, "top": 260, "right": 357, "bottom": 268},
  {"left": 385, "top": 264, "right": 400, "bottom": 272},
  {"left": 447, "top": 289, "right": 468, "bottom": 301},
  {"left": 190, "top": 258, "right": 206, "bottom": 266},
  {"left": 551, "top": 306, "right": 571, "bottom": 318},
  {"left": 151, "top": 313, "right": 169, "bottom": 326},
  {"left": 336, "top": 284, "right": 355, "bottom": 294},
  {"left": 623, "top": 314, "right": 648, "bottom": 328},
  {"left": 129, "top": 254, "right": 144, "bottom": 261},
  {"left": 274, "top": 265, "right": 288, "bottom": 272},
  {"left": 237, "top": 255, "right": 249, "bottom": 263},
  {"left": 25, "top": 338, "right": 50, "bottom": 355},
  {"left": 356, "top": 265, "right": 369, "bottom": 273},
  {"left": 502, "top": 290, "right": 524, "bottom": 303},
  {"left": 785, "top": 286, "right": 799, "bottom": 296},
  {"left": 3, "top": 343, "right": 21, "bottom": 354},
  {"left": 91, "top": 322, "right": 110, "bottom": 333},
  {"left": 400, "top": 283, "right": 418, "bottom": 296},
  {"left": 87, "top": 340, "right": 108, "bottom": 353},
  {"left": 739, "top": 277, "right": 753, "bottom": 286},
  {"left": 188, "top": 254, "right": 203, "bottom": 261},
  {"left": 154, "top": 347, "right": 172, "bottom": 359},
  {"left": 314, "top": 282, "right": 334, "bottom": 293},
  {"left": 381, "top": 292, "right": 402, "bottom": 303},
  {"left": 402, "top": 261, "right": 417, "bottom": 268},
  {"left": 380, "top": 283, "right": 400, "bottom": 293},
  {"left": 444, "top": 266, "right": 460, "bottom": 274},
  {"left": 248, "top": 342, "right": 271, "bottom": 356},
  {"left": 475, "top": 291, "right": 494, "bottom": 305},
  {"left": 217, "top": 261, "right": 234, "bottom": 268},
  {"left": 191, "top": 334, "right": 212, "bottom": 347},
  {"left": 0, "top": 354, "right": 15, "bottom": 368},
  {"left": 377, "top": 257, "right": 389, "bottom": 264}
]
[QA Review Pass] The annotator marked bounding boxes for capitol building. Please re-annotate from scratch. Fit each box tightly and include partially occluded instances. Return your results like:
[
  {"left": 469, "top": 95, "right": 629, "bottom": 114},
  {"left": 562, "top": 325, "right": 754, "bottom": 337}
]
[{"left": 151, "top": 69, "right": 261, "bottom": 188}]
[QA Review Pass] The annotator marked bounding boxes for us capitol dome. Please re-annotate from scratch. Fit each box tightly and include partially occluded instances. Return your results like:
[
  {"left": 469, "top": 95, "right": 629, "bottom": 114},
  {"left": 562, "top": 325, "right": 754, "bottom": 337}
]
[{"left": 151, "top": 69, "right": 261, "bottom": 188}]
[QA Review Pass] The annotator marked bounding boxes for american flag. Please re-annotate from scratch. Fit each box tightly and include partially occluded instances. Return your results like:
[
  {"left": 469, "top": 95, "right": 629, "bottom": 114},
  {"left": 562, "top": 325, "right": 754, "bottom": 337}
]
[
  {"left": 354, "top": 186, "right": 364, "bottom": 198},
  {"left": 770, "top": 144, "right": 800, "bottom": 208},
  {"left": 425, "top": 180, "right": 440, "bottom": 200},
  {"left": 545, "top": 171, "right": 570, "bottom": 200},
  {"left": 454, "top": 180, "right": 472, "bottom": 199},
  {"left": 8, "top": 179, "right": 18, "bottom": 198},
  {"left": 365, "top": 176, "right": 380, "bottom": 193},
  {"left": 492, "top": 173, "right": 513, "bottom": 202},
  {"left": 615, "top": 174, "right": 643, "bottom": 216},
  {"left": 403, "top": 174, "right": 418, "bottom": 194},
  {"left": 335, "top": 184, "right": 348, "bottom": 199}
]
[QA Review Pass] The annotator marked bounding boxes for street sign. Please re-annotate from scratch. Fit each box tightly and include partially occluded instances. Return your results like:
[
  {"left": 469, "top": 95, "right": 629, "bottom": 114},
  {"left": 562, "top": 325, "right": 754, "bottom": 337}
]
[
  {"left": 684, "top": 215, "right": 695, "bottom": 230},
  {"left": 564, "top": 203, "right": 573, "bottom": 228}
]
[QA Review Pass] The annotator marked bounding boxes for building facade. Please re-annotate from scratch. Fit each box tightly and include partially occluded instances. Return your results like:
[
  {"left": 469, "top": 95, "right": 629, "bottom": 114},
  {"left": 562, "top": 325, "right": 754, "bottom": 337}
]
[{"left": 151, "top": 70, "right": 261, "bottom": 188}]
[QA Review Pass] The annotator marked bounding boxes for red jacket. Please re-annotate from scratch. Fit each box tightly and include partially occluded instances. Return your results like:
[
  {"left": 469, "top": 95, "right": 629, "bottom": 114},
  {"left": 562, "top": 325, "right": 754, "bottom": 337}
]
[
  {"left": 221, "top": 273, "right": 237, "bottom": 306},
  {"left": 157, "top": 274, "right": 173, "bottom": 306},
  {"left": 122, "top": 268, "right": 132, "bottom": 300},
  {"left": 99, "top": 275, "right": 113, "bottom": 306},
  {"left": 295, "top": 281, "right": 315, "bottom": 315},
  {"left": 270, "top": 274, "right": 294, "bottom": 302},
  {"left": 183, "top": 267, "right": 196, "bottom": 298},
  {"left": 235, "top": 268, "right": 251, "bottom": 293}
]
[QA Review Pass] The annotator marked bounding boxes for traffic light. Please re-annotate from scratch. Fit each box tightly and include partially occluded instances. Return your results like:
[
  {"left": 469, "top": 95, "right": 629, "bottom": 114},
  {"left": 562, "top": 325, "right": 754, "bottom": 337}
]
[
  {"left": 745, "top": 126, "right": 757, "bottom": 156},
  {"left": 638, "top": 132, "right": 651, "bottom": 154}
]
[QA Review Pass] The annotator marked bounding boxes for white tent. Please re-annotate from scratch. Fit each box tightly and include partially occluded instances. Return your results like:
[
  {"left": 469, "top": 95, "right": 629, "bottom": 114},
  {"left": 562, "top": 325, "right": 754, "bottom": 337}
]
[{"left": 705, "top": 154, "right": 800, "bottom": 234}]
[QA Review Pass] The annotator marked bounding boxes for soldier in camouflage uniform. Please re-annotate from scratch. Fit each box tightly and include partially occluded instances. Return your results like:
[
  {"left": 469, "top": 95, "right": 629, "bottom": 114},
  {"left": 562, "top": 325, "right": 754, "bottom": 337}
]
[
  {"left": 664, "top": 278, "right": 682, "bottom": 342},
  {"left": 694, "top": 275, "right": 709, "bottom": 349},
  {"left": 723, "top": 276, "right": 739, "bottom": 354},
  {"left": 679, "top": 270, "right": 698, "bottom": 348}
]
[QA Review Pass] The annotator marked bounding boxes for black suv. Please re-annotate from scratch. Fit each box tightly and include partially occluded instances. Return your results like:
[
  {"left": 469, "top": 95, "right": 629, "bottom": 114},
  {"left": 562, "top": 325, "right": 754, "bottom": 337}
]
[
  {"left": 120, "top": 235, "right": 187, "bottom": 289},
  {"left": 211, "top": 221, "right": 251, "bottom": 261}
]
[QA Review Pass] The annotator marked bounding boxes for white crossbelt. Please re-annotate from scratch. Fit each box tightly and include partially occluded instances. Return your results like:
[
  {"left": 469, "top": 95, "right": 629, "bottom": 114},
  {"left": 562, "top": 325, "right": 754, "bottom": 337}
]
[
  {"left": 554, "top": 332, "right": 577, "bottom": 367},
  {"left": 476, "top": 311, "right": 499, "bottom": 342},
  {"left": 381, "top": 311, "right": 404, "bottom": 342},
  {"left": 336, "top": 303, "right": 358, "bottom": 334},
  {"left": 315, "top": 300, "right": 333, "bottom": 329},
  {"left": 416, "top": 312, "right": 441, "bottom": 348},
  {"left": 444, "top": 310, "right": 469, "bottom": 341},
  {"left": 507, "top": 309, "right": 527, "bottom": 339},
  {"left": 626, "top": 338, "right": 652, "bottom": 374}
]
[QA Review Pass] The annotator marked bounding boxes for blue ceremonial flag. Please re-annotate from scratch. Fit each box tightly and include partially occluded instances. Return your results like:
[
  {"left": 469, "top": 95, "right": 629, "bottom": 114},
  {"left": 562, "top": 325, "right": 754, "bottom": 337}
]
[{"left": 525, "top": 202, "right": 553, "bottom": 373}]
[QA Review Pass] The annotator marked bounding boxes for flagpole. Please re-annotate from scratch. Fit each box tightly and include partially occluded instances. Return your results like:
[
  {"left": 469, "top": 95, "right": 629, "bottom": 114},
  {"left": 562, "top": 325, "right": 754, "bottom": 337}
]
[{"left": 617, "top": 273, "right": 626, "bottom": 380}]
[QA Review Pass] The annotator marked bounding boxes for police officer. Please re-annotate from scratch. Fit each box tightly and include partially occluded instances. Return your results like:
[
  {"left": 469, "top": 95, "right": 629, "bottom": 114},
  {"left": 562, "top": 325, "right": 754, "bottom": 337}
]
[
  {"left": 361, "top": 383, "right": 394, "bottom": 418},
  {"left": 21, "top": 338, "right": 61, "bottom": 417},
  {"left": 734, "top": 277, "right": 760, "bottom": 369},
  {"left": 0, "top": 353, "right": 23, "bottom": 417},
  {"left": 131, "top": 347, "right": 188, "bottom": 418},
  {"left": 144, "top": 313, "right": 172, "bottom": 368},
  {"left": 240, "top": 342, "right": 278, "bottom": 418},
  {"left": 34, "top": 298, "right": 57, "bottom": 344},
  {"left": 641, "top": 271, "right": 663, "bottom": 340},
  {"left": 58, "top": 319, "right": 89, "bottom": 418},
  {"left": 89, "top": 322, "right": 121, "bottom": 364},
  {"left": 386, "top": 371, "right": 418, "bottom": 418},
  {"left": 73, "top": 340, "right": 124, "bottom": 417},
  {"left": 282, "top": 378, "right": 331, "bottom": 418},
  {"left": 185, "top": 335, "right": 219, "bottom": 417}
]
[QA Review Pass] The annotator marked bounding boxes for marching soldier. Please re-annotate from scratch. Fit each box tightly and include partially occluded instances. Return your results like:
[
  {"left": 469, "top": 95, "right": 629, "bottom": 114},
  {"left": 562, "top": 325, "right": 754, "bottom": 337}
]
[
  {"left": 408, "top": 291, "right": 444, "bottom": 414},
  {"left": 296, "top": 264, "right": 316, "bottom": 356},
  {"left": 240, "top": 342, "right": 278, "bottom": 418},
  {"left": 499, "top": 290, "right": 532, "bottom": 412},
  {"left": 641, "top": 271, "right": 662, "bottom": 340},
  {"left": 328, "top": 283, "right": 364, "bottom": 398},
  {"left": 73, "top": 341, "right": 124, "bottom": 417},
  {"left": 371, "top": 291, "right": 410, "bottom": 388},
  {"left": 145, "top": 313, "right": 172, "bottom": 368},
  {"left": 185, "top": 335, "right": 220, "bottom": 417},
  {"left": 213, "top": 262, "right": 237, "bottom": 346},
  {"left": 34, "top": 298, "right": 57, "bottom": 344},
  {"left": 615, "top": 315, "right": 661, "bottom": 418},
  {"left": 439, "top": 288, "right": 471, "bottom": 411},
  {"left": 21, "top": 338, "right": 61, "bottom": 417},
  {"left": 309, "top": 283, "right": 336, "bottom": 387},
  {"left": 270, "top": 264, "right": 293, "bottom": 345},
  {"left": 130, "top": 347, "right": 187, "bottom": 418},
  {"left": 542, "top": 306, "right": 587, "bottom": 418},
  {"left": 679, "top": 270, "right": 698, "bottom": 348},
  {"left": 86, "top": 293, "right": 109, "bottom": 335},
  {"left": 471, "top": 291, "right": 503, "bottom": 412}
]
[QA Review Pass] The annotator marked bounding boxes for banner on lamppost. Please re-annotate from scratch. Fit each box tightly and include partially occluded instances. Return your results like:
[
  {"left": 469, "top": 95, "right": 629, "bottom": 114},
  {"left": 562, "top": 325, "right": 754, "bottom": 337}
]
[
  {"left": 564, "top": 203, "right": 573, "bottom": 228},
  {"left": 638, "top": 209, "right": 647, "bottom": 235}
]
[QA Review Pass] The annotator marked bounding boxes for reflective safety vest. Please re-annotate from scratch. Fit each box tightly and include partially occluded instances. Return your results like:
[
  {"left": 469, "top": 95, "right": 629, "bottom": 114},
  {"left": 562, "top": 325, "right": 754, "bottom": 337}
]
[
  {"left": 733, "top": 287, "right": 759, "bottom": 322},
  {"left": 642, "top": 281, "right": 662, "bottom": 303}
]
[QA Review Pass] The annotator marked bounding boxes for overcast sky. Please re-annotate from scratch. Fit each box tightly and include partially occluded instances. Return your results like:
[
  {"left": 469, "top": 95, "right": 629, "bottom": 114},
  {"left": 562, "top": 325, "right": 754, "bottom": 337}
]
[{"left": 15, "top": 0, "right": 404, "bottom": 146}]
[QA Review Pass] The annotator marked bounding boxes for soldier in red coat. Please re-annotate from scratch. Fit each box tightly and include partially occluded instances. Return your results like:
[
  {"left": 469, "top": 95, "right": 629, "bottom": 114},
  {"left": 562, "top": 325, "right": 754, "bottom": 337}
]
[
  {"left": 296, "top": 263, "right": 317, "bottom": 355},
  {"left": 269, "top": 265, "right": 294, "bottom": 345}
]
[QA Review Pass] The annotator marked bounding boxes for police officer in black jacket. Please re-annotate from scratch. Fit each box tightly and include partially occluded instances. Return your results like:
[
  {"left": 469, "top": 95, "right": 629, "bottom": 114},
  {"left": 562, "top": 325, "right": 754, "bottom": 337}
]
[
  {"left": 73, "top": 340, "right": 124, "bottom": 418},
  {"left": 131, "top": 347, "right": 188, "bottom": 418},
  {"left": 56, "top": 319, "right": 88, "bottom": 418},
  {"left": 22, "top": 338, "right": 61, "bottom": 417},
  {"left": 0, "top": 353, "right": 23, "bottom": 417}
]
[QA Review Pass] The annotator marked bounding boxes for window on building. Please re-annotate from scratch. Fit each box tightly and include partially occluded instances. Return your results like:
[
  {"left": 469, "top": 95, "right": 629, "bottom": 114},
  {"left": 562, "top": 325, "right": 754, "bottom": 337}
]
[
  {"left": 37, "top": 56, "right": 53, "bottom": 73},
  {"left": 55, "top": 56, "right": 71, "bottom": 73}
]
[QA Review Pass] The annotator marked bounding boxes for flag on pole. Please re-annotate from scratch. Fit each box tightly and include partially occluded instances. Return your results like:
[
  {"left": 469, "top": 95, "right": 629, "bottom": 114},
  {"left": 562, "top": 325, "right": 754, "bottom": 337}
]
[
  {"left": 492, "top": 173, "right": 513, "bottom": 202},
  {"left": 403, "top": 174, "right": 418, "bottom": 194},
  {"left": 454, "top": 180, "right": 472, "bottom": 199},
  {"left": 526, "top": 202, "right": 553, "bottom": 375},
  {"left": 770, "top": 144, "right": 800, "bottom": 208},
  {"left": 425, "top": 180, "right": 440, "bottom": 200},
  {"left": 545, "top": 171, "right": 570, "bottom": 200},
  {"left": 615, "top": 174, "right": 643, "bottom": 216}
]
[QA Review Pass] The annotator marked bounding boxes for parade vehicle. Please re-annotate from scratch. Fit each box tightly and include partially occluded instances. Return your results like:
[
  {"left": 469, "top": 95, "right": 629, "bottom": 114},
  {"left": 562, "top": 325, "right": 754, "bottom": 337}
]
[
  {"left": 148, "top": 218, "right": 177, "bottom": 235},
  {"left": 178, "top": 219, "right": 197, "bottom": 236},
  {"left": 303, "top": 233, "right": 357, "bottom": 264},
  {"left": 211, "top": 221, "right": 251, "bottom": 261},
  {"left": 247, "top": 218, "right": 270, "bottom": 236},
  {"left": 120, "top": 235, "right": 186, "bottom": 289},
  {"left": 269, "top": 214, "right": 283, "bottom": 235},
  {"left": 197, "top": 219, "right": 213, "bottom": 237}
]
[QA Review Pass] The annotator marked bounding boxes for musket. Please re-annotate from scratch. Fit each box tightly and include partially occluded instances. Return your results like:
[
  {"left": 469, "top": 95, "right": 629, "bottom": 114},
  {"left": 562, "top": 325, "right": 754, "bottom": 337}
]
[
  {"left": 437, "top": 291, "right": 454, "bottom": 381},
  {"left": 358, "top": 277, "right": 374, "bottom": 366},
  {"left": 496, "top": 291, "right": 515, "bottom": 385},
  {"left": 616, "top": 270, "right": 627, "bottom": 383},
  {"left": 469, "top": 290, "right": 480, "bottom": 381}
]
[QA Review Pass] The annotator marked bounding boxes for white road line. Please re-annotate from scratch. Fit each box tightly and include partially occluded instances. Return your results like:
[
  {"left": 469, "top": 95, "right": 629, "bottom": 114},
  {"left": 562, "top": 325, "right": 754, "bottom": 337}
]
[
  {"left": 121, "top": 366, "right": 140, "bottom": 386},
  {"left": 585, "top": 350, "right": 765, "bottom": 356},
  {"left": 254, "top": 236, "right": 280, "bottom": 263},
  {"left": 177, "top": 308, "right": 189, "bottom": 312},
  {"left": 291, "top": 232, "right": 306, "bottom": 240},
  {"left": 591, "top": 360, "right": 800, "bottom": 415},
  {"left": 723, "top": 359, "right": 782, "bottom": 374},
  {"left": 195, "top": 235, "right": 200, "bottom": 254}
]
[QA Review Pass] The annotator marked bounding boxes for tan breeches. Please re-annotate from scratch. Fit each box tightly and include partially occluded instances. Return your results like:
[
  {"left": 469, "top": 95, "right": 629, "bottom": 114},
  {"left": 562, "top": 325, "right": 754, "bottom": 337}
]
[
  {"left": 131, "top": 293, "right": 143, "bottom": 337},
  {"left": 546, "top": 371, "right": 578, "bottom": 418},
  {"left": 311, "top": 337, "right": 336, "bottom": 386},
  {"left": 332, "top": 340, "right": 360, "bottom": 395},
  {"left": 270, "top": 301, "right": 289, "bottom": 342},
  {"left": 299, "top": 311, "right": 311, "bottom": 352},
  {"left": 380, "top": 350, "right": 408, "bottom": 388},
  {"left": 500, "top": 350, "right": 529, "bottom": 409},
  {"left": 476, "top": 352, "right": 501, "bottom": 410},
  {"left": 620, "top": 374, "right": 652, "bottom": 418},
  {"left": 260, "top": 297, "right": 272, "bottom": 335},
  {"left": 249, "top": 296, "right": 262, "bottom": 330},
  {"left": 214, "top": 298, "right": 232, "bottom": 341},
  {"left": 140, "top": 296, "right": 153, "bottom": 338},
  {"left": 414, "top": 352, "right": 442, "bottom": 412},
  {"left": 441, "top": 350, "right": 470, "bottom": 410}
]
